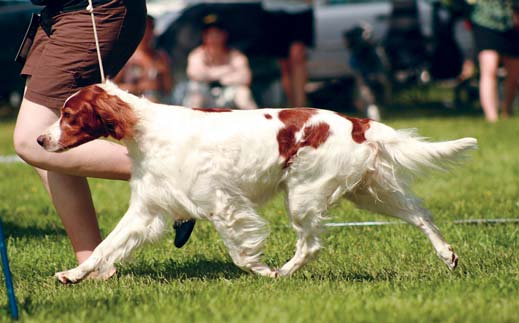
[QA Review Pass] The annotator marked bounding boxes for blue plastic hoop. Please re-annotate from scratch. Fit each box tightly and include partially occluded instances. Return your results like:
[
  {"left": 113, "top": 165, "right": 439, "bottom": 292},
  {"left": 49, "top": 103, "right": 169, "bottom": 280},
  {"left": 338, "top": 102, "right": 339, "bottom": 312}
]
[{"left": 0, "top": 218, "right": 19, "bottom": 320}]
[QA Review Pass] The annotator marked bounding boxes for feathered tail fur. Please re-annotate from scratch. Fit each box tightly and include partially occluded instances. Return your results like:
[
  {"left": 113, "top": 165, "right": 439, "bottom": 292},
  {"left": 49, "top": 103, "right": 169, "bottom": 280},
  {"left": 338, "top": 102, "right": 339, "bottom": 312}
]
[{"left": 362, "top": 122, "right": 478, "bottom": 195}]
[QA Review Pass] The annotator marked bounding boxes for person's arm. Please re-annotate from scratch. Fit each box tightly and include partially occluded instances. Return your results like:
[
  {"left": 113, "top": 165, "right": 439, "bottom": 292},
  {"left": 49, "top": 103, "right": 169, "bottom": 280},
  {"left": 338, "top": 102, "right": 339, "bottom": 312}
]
[
  {"left": 186, "top": 48, "right": 213, "bottom": 82},
  {"left": 220, "top": 51, "right": 252, "bottom": 86}
]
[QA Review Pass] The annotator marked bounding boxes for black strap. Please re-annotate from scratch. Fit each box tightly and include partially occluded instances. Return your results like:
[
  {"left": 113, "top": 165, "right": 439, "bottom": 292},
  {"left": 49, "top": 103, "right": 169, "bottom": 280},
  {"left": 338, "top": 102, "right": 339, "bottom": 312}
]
[
  {"left": 15, "top": 13, "right": 41, "bottom": 65},
  {"left": 38, "top": 0, "right": 112, "bottom": 36}
]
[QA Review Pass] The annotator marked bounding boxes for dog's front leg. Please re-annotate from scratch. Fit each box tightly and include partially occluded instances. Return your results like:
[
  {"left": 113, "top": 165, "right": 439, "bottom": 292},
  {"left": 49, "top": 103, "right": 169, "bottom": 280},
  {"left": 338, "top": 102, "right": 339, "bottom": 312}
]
[{"left": 55, "top": 204, "right": 166, "bottom": 284}]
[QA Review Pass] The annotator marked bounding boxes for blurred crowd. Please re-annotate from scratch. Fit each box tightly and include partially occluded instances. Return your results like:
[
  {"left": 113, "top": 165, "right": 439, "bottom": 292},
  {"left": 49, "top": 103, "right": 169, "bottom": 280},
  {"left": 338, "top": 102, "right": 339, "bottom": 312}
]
[
  {"left": 111, "top": 0, "right": 519, "bottom": 123},
  {"left": 114, "top": 0, "right": 314, "bottom": 112}
]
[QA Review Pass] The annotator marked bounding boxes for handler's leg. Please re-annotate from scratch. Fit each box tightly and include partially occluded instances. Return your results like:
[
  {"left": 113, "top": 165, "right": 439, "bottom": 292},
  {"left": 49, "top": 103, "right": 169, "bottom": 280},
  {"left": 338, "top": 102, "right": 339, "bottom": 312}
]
[
  {"left": 40, "top": 169, "right": 103, "bottom": 264},
  {"left": 14, "top": 98, "right": 132, "bottom": 180}
]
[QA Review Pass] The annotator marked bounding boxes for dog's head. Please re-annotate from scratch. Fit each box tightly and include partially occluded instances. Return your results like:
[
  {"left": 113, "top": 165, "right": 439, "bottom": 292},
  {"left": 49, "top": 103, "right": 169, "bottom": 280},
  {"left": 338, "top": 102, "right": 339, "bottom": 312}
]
[{"left": 37, "top": 83, "right": 137, "bottom": 152}]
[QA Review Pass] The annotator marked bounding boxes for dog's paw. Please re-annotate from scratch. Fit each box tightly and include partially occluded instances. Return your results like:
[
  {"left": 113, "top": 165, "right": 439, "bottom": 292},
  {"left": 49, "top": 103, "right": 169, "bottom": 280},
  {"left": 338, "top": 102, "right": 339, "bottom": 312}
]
[
  {"left": 441, "top": 247, "right": 459, "bottom": 270},
  {"left": 85, "top": 266, "right": 116, "bottom": 281},
  {"left": 55, "top": 269, "right": 85, "bottom": 284},
  {"left": 447, "top": 250, "right": 459, "bottom": 270},
  {"left": 268, "top": 269, "right": 280, "bottom": 278},
  {"left": 248, "top": 264, "right": 279, "bottom": 278}
]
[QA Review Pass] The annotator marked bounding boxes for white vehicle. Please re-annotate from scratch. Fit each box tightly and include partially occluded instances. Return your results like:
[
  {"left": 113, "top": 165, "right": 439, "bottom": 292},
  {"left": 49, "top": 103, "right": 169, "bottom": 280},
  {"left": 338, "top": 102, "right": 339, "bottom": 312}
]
[{"left": 149, "top": 0, "right": 471, "bottom": 79}]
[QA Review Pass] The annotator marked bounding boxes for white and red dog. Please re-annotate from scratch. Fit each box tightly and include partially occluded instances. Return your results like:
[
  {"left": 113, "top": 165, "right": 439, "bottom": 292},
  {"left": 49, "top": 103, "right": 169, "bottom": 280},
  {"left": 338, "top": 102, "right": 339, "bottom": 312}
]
[{"left": 38, "top": 81, "right": 477, "bottom": 284}]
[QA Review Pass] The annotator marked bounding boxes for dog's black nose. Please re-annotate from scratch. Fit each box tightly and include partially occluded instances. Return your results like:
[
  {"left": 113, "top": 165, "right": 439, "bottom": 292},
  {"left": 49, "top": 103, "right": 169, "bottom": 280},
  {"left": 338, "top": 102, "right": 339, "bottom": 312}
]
[{"left": 36, "top": 135, "right": 45, "bottom": 147}]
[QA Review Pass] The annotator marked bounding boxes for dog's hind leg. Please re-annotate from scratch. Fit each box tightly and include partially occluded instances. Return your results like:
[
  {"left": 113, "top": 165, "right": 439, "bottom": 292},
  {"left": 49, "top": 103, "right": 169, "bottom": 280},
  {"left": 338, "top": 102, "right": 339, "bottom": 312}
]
[
  {"left": 277, "top": 186, "right": 328, "bottom": 277},
  {"left": 211, "top": 204, "right": 276, "bottom": 277},
  {"left": 348, "top": 188, "right": 458, "bottom": 270},
  {"left": 55, "top": 205, "right": 167, "bottom": 284}
]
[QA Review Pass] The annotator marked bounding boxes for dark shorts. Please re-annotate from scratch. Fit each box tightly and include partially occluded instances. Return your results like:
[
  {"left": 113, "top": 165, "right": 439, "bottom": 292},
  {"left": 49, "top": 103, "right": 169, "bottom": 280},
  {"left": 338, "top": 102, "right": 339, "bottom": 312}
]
[
  {"left": 260, "top": 9, "right": 314, "bottom": 58},
  {"left": 472, "top": 23, "right": 519, "bottom": 57},
  {"left": 21, "top": 0, "right": 146, "bottom": 109}
]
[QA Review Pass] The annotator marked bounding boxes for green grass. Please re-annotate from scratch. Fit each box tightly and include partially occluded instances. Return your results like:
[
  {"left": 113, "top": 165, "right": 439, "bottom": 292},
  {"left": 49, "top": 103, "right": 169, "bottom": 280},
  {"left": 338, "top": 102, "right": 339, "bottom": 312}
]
[{"left": 0, "top": 110, "right": 518, "bottom": 323}]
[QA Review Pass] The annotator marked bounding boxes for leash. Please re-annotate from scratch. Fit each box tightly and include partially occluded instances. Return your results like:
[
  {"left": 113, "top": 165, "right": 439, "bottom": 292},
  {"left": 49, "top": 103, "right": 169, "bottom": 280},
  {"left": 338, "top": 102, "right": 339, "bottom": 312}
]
[{"left": 86, "top": 0, "right": 106, "bottom": 83}]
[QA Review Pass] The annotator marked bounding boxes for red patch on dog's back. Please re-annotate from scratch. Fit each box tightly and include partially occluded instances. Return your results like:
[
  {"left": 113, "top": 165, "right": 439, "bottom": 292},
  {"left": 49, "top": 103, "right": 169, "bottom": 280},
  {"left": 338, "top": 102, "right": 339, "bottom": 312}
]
[
  {"left": 264, "top": 113, "right": 272, "bottom": 119},
  {"left": 336, "top": 113, "right": 371, "bottom": 143},
  {"left": 276, "top": 108, "right": 330, "bottom": 168},
  {"left": 302, "top": 123, "right": 331, "bottom": 149},
  {"left": 277, "top": 126, "right": 299, "bottom": 166},
  {"left": 278, "top": 108, "right": 317, "bottom": 129},
  {"left": 192, "top": 108, "right": 232, "bottom": 113}
]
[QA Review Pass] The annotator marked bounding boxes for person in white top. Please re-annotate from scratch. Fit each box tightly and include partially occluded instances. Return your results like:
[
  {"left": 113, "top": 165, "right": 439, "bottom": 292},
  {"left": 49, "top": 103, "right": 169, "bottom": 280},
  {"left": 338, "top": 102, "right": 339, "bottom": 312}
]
[
  {"left": 184, "top": 14, "right": 258, "bottom": 110},
  {"left": 261, "top": 0, "right": 314, "bottom": 107}
]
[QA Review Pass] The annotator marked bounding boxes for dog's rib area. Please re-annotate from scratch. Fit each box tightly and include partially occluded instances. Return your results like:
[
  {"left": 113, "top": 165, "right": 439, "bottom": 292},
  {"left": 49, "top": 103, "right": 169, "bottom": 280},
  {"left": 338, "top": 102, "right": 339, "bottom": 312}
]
[{"left": 276, "top": 108, "right": 331, "bottom": 168}]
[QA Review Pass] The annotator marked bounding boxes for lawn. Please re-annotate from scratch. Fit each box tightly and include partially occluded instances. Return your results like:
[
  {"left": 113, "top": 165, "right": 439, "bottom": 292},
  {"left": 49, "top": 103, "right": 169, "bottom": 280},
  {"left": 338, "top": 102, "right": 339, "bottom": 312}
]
[{"left": 0, "top": 108, "right": 518, "bottom": 323}]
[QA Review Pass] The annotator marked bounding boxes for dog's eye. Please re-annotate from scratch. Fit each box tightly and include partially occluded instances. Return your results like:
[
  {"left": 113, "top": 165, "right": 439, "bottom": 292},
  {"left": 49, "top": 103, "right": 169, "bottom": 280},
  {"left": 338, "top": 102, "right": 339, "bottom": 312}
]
[{"left": 63, "top": 112, "right": 71, "bottom": 119}]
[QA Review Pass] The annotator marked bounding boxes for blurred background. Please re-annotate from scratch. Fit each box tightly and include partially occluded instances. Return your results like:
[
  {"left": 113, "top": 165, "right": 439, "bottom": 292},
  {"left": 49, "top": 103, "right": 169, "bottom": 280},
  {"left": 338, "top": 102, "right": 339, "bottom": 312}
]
[{"left": 0, "top": 0, "right": 484, "bottom": 117}]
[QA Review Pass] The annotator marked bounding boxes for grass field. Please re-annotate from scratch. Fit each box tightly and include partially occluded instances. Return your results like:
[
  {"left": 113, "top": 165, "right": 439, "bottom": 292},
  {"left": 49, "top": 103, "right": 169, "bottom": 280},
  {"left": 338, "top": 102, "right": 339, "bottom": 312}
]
[{"left": 0, "top": 107, "right": 518, "bottom": 322}]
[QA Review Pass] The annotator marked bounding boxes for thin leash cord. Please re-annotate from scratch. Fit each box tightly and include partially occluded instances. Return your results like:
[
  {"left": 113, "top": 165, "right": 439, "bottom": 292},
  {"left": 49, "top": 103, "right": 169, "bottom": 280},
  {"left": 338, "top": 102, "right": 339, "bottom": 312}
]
[{"left": 86, "top": 0, "right": 106, "bottom": 83}]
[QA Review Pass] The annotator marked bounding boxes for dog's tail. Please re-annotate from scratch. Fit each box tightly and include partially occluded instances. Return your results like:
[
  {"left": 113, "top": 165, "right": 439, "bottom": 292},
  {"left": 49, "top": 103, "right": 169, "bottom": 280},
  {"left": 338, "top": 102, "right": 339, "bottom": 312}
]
[{"left": 364, "top": 121, "right": 478, "bottom": 175}]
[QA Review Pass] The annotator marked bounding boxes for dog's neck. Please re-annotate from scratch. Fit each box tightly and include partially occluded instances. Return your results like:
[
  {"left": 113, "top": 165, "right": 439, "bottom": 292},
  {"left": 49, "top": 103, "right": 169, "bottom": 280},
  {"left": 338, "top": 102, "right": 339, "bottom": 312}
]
[
  {"left": 101, "top": 82, "right": 150, "bottom": 112},
  {"left": 100, "top": 83, "right": 163, "bottom": 156}
]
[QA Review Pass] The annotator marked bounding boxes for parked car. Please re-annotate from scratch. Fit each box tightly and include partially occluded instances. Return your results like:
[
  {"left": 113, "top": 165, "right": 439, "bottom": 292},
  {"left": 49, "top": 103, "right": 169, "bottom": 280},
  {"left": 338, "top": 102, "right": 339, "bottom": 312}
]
[{"left": 0, "top": 0, "right": 39, "bottom": 107}]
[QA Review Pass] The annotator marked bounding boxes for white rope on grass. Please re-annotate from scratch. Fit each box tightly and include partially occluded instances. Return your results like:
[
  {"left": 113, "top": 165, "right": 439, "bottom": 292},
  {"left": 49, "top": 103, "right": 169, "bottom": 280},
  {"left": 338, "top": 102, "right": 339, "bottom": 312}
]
[
  {"left": 0, "top": 155, "right": 24, "bottom": 164},
  {"left": 325, "top": 218, "right": 519, "bottom": 227},
  {"left": 86, "top": 0, "right": 106, "bottom": 83},
  {"left": 325, "top": 221, "right": 403, "bottom": 227}
]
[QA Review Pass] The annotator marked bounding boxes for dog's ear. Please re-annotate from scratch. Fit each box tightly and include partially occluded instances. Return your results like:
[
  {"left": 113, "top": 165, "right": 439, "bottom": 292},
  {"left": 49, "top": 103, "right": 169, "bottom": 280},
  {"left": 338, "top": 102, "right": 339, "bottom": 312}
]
[{"left": 91, "top": 86, "right": 137, "bottom": 140}]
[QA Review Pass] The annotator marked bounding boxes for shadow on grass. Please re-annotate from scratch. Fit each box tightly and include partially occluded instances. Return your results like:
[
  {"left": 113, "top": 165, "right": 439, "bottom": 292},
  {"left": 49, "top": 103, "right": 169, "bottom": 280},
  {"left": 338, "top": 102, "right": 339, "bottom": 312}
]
[
  {"left": 1, "top": 220, "right": 66, "bottom": 239},
  {"left": 121, "top": 258, "right": 405, "bottom": 283},
  {"left": 120, "top": 257, "right": 245, "bottom": 281}
]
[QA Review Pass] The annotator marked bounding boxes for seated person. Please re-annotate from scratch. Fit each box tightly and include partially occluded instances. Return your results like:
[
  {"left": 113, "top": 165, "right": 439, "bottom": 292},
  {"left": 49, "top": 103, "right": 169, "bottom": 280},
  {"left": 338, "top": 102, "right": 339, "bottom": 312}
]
[
  {"left": 184, "top": 14, "right": 258, "bottom": 110},
  {"left": 114, "top": 15, "right": 173, "bottom": 103}
]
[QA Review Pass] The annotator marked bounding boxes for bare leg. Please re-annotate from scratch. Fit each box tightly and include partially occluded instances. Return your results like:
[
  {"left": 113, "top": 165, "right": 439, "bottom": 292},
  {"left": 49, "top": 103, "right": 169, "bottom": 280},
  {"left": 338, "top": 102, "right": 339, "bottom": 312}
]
[
  {"left": 279, "top": 59, "right": 293, "bottom": 106},
  {"left": 289, "top": 42, "right": 308, "bottom": 107},
  {"left": 43, "top": 169, "right": 103, "bottom": 263},
  {"left": 478, "top": 50, "right": 500, "bottom": 123},
  {"left": 501, "top": 56, "right": 519, "bottom": 119}
]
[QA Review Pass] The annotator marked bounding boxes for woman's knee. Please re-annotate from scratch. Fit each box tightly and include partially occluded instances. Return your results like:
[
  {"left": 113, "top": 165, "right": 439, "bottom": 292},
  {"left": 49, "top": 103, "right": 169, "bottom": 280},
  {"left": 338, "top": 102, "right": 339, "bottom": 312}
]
[
  {"left": 13, "top": 126, "right": 41, "bottom": 166},
  {"left": 14, "top": 98, "right": 58, "bottom": 165}
]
